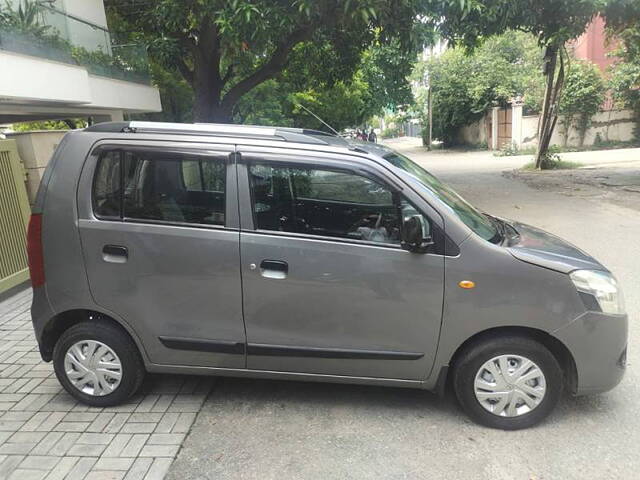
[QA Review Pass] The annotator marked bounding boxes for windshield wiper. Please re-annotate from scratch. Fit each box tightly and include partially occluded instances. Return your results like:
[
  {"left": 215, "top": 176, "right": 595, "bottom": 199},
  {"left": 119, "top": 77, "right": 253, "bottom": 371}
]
[
  {"left": 485, "top": 214, "right": 505, "bottom": 244},
  {"left": 486, "top": 215, "right": 520, "bottom": 245}
]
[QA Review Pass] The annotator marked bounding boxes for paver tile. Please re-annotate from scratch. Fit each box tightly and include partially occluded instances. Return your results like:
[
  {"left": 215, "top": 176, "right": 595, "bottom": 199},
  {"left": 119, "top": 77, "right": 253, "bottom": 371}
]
[{"left": 0, "top": 289, "right": 207, "bottom": 480}]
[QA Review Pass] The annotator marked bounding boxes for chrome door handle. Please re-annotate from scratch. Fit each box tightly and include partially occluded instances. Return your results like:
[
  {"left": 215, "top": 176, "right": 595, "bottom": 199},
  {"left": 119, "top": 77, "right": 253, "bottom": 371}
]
[
  {"left": 259, "top": 260, "right": 288, "bottom": 279},
  {"left": 102, "top": 245, "right": 128, "bottom": 264}
]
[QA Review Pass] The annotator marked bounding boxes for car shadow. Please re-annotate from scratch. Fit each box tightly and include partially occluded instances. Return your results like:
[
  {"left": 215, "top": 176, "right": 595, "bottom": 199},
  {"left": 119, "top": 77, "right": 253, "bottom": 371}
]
[
  {"left": 196, "top": 375, "right": 464, "bottom": 421},
  {"left": 139, "top": 372, "right": 621, "bottom": 430}
]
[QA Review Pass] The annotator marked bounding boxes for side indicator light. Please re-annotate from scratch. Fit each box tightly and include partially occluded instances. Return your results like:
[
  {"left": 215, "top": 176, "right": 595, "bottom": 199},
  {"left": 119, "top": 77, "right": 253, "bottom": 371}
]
[{"left": 458, "top": 280, "right": 475, "bottom": 289}]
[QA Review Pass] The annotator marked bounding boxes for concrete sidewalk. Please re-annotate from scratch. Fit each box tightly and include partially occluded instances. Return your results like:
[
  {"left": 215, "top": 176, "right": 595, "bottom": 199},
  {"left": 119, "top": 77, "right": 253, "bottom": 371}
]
[
  {"left": 384, "top": 136, "right": 640, "bottom": 168},
  {"left": 0, "top": 288, "right": 212, "bottom": 480}
]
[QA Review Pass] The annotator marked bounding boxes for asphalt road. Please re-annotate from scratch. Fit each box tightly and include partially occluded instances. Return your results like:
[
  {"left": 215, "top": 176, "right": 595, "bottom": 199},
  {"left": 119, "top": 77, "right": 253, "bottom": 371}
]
[{"left": 167, "top": 140, "right": 639, "bottom": 480}]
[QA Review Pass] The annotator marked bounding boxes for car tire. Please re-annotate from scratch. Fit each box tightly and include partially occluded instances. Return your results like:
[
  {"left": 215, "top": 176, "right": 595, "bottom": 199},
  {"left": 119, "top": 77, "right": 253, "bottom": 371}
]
[
  {"left": 53, "top": 321, "right": 145, "bottom": 407},
  {"left": 453, "top": 335, "right": 562, "bottom": 430}
]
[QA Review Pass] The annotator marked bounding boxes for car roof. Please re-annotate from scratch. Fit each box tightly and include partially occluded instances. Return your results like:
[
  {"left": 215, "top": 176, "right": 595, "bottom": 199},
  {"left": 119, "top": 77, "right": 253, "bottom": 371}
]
[
  {"left": 85, "top": 121, "right": 353, "bottom": 147},
  {"left": 80, "top": 121, "right": 404, "bottom": 173}
]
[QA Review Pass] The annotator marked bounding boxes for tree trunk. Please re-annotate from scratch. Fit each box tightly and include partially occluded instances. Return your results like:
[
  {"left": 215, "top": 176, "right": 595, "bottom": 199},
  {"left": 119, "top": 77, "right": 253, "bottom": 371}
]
[
  {"left": 536, "top": 45, "right": 558, "bottom": 169},
  {"left": 192, "top": 93, "right": 233, "bottom": 123},
  {"left": 187, "top": 18, "right": 314, "bottom": 124},
  {"left": 188, "top": 18, "right": 235, "bottom": 124},
  {"left": 534, "top": 44, "right": 565, "bottom": 169},
  {"left": 191, "top": 54, "right": 231, "bottom": 123}
]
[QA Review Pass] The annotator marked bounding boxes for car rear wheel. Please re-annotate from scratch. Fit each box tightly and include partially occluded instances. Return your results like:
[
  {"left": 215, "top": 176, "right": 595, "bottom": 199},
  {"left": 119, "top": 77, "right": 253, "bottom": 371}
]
[
  {"left": 53, "top": 321, "right": 145, "bottom": 407},
  {"left": 453, "top": 335, "right": 562, "bottom": 430}
]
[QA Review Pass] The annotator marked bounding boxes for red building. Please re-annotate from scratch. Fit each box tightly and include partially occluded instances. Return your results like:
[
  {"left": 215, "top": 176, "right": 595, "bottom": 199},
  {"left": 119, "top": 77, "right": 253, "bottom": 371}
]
[{"left": 571, "top": 16, "right": 618, "bottom": 73}]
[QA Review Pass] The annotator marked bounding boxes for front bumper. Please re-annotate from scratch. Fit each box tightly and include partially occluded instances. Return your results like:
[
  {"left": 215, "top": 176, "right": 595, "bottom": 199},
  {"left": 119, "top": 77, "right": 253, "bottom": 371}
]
[{"left": 553, "top": 311, "right": 628, "bottom": 395}]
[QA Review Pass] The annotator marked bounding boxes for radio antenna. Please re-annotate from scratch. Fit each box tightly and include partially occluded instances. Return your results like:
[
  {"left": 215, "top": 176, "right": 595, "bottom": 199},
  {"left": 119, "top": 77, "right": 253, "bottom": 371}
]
[{"left": 295, "top": 103, "right": 340, "bottom": 136}]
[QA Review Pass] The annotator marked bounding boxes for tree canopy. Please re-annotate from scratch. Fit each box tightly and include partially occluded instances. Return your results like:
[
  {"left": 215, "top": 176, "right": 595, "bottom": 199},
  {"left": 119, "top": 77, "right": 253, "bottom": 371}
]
[
  {"left": 607, "top": 0, "right": 640, "bottom": 139},
  {"left": 413, "top": 31, "right": 543, "bottom": 145},
  {"left": 105, "top": 0, "right": 431, "bottom": 123},
  {"left": 425, "top": 0, "right": 607, "bottom": 167}
]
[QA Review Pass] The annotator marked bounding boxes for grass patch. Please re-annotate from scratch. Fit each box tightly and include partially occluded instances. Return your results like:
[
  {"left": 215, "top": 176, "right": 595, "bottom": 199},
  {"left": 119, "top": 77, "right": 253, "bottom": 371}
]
[
  {"left": 522, "top": 160, "right": 584, "bottom": 170},
  {"left": 495, "top": 139, "right": 640, "bottom": 157}
]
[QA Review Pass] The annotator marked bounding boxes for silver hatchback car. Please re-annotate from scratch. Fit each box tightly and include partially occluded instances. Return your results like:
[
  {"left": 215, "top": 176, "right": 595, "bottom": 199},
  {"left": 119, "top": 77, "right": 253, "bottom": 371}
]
[{"left": 27, "top": 122, "right": 627, "bottom": 430}]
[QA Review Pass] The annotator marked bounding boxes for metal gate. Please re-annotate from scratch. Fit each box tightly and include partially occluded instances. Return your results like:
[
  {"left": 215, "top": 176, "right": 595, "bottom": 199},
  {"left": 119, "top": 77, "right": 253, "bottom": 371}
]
[
  {"left": 0, "top": 139, "right": 30, "bottom": 294},
  {"left": 497, "top": 108, "right": 513, "bottom": 149}
]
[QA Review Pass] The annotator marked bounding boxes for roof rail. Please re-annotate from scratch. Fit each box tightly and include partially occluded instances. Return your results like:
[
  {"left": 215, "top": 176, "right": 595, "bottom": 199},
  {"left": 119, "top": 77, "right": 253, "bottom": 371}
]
[{"left": 84, "top": 121, "right": 341, "bottom": 146}]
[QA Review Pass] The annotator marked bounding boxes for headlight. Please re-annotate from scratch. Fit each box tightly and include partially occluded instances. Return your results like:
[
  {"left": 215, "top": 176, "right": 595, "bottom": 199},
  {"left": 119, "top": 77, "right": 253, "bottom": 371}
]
[{"left": 570, "top": 270, "right": 625, "bottom": 315}]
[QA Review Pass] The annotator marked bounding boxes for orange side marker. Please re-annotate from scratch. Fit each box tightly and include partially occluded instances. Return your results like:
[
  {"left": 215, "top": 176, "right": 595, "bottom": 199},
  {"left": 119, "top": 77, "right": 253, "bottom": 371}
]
[{"left": 458, "top": 280, "right": 476, "bottom": 289}]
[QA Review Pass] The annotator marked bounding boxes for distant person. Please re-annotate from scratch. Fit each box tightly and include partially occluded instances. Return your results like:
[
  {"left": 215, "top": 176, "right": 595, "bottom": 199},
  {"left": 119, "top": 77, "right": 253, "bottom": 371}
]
[{"left": 368, "top": 129, "right": 377, "bottom": 143}]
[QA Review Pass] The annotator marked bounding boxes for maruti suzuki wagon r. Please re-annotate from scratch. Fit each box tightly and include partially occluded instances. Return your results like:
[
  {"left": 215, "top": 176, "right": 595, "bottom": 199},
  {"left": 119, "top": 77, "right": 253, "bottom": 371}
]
[{"left": 27, "top": 121, "right": 627, "bottom": 430}]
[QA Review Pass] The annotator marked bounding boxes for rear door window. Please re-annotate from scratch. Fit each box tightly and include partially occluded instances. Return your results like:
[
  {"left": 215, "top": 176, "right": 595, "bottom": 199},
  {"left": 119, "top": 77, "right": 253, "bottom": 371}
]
[{"left": 92, "top": 150, "right": 226, "bottom": 226}]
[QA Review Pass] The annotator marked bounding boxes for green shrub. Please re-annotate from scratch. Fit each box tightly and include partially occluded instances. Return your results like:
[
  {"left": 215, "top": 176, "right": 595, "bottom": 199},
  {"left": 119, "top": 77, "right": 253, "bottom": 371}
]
[
  {"left": 412, "top": 31, "right": 543, "bottom": 146},
  {"left": 559, "top": 60, "right": 606, "bottom": 146}
]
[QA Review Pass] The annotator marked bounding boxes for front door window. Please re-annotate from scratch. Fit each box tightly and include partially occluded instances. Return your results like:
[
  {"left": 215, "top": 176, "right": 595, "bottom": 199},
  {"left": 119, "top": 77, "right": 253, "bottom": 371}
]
[{"left": 248, "top": 163, "right": 428, "bottom": 246}]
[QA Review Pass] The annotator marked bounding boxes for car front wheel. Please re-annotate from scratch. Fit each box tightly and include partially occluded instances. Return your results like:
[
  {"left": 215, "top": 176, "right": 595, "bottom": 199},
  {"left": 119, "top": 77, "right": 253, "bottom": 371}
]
[{"left": 453, "top": 335, "right": 563, "bottom": 430}]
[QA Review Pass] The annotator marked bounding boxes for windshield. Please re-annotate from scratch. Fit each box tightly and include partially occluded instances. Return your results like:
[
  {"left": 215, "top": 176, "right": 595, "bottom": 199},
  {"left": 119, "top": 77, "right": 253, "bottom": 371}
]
[{"left": 382, "top": 151, "right": 499, "bottom": 242}]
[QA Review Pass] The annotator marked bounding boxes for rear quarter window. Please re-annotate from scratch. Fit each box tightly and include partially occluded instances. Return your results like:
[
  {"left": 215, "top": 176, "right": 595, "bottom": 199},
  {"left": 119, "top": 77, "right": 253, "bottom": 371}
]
[{"left": 92, "top": 151, "right": 122, "bottom": 219}]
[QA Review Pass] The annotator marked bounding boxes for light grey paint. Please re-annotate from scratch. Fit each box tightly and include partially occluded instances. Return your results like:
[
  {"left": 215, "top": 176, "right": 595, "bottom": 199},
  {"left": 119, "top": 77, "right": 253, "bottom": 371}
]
[
  {"left": 30, "top": 126, "right": 627, "bottom": 399},
  {"left": 76, "top": 142, "right": 245, "bottom": 368}
]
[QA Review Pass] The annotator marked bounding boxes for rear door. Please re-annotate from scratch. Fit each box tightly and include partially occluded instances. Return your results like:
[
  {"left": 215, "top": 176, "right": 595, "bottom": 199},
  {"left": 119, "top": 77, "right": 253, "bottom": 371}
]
[
  {"left": 237, "top": 149, "right": 445, "bottom": 380},
  {"left": 77, "top": 143, "right": 245, "bottom": 369}
]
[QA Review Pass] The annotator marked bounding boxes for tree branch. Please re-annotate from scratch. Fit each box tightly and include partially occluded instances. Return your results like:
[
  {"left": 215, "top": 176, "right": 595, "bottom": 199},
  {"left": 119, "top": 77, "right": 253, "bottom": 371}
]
[
  {"left": 176, "top": 57, "right": 194, "bottom": 85},
  {"left": 221, "top": 64, "right": 234, "bottom": 86},
  {"left": 221, "top": 24, "right": 315, "bottom": 109}
]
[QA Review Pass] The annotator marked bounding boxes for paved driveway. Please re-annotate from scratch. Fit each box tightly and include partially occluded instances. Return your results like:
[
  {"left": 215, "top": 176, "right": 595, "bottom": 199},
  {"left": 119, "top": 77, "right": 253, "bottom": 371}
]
[
  {"left": 0, "top": 288, "right": 213, "bottom": 480},
  {"left": 168, "top": 140, "right": 639, "bottom": 480}
]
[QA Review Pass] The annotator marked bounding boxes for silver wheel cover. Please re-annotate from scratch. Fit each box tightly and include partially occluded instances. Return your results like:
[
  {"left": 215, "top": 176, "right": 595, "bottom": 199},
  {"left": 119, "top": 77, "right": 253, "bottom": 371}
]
[
  {"left": 474, "top": 354, "right": 546, "bottom": 417},
  {"left": 64, "top": 340, "right": 122, "bottom": 396}
]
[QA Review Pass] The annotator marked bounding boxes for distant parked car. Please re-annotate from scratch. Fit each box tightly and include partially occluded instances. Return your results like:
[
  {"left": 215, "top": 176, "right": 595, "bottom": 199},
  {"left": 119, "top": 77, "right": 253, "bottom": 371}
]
[{"left": 28, "top": 122, "right": 626, "bottom": 429}]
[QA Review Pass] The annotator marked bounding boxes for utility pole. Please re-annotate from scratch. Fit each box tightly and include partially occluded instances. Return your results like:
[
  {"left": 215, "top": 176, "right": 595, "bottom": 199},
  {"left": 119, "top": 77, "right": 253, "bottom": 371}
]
[
  {"left": 422, "top": 46, "right": 433, "bottom": 151},
  {"left": 427, "top": 85, "right": 432, "bottom": 151}
]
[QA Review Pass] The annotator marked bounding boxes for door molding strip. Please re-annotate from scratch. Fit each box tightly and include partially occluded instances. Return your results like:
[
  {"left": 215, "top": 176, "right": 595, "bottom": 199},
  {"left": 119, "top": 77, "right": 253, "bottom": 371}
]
[
  {"left": 247, "top": 343, "right": 424, "bottom": 360},
  {"left": 159, "top": 337, "right": 424, "bottom": 360},
  {"left": 158, "top": 337, "right": 245, "bottom": 355}
]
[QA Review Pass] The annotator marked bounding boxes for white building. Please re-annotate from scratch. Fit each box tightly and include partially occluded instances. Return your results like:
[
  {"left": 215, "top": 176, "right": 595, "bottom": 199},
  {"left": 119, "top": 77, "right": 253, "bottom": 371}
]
[{"left": 0, "top": 0, "right": 161, "bottom": 124}]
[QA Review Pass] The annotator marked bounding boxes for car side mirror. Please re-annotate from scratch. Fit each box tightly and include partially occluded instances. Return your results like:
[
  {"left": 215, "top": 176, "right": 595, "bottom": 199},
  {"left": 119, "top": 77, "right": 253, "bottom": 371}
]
[{"left": 401, "top": 215, "right": 434, "bottom": 253}]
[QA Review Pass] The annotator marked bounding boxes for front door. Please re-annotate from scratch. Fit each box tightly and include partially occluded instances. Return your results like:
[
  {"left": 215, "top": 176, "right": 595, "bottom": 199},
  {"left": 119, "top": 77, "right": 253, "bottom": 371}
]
[
  {"left": 237, "top": 152, "right": 444, "bottom": 380},
  {"left": 78, "top": 144, "right": 245, "bottom": 369}
]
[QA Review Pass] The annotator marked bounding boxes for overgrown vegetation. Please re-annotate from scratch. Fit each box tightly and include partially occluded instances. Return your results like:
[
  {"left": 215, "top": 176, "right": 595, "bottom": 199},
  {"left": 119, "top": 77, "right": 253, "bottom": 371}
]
[
  {"left": 497, "top": 139, "right": 640, "bottom": 157},
  {"left": 607, "top": 2, "right": 640, "bottom": 140},
  {"left": 11, "top": 119, "right": 85, "bottom": 132},
  {"left": 413, "top": 31, "right": 543, "bottom": 146},
  {"left": 430, "top": 0, "right": 610, "bottom": 169},
  {"left": 0, "top": 0, "right": 149, "bottom": 83},
  {"left": 522, "top": 158, "right": 584, "bottom": 170},
  {"left": 559, "top": 61, "right": 606, "bottom": 147},
  {"left": 414, "top": 31, "right": 607, "bottom": 152}
]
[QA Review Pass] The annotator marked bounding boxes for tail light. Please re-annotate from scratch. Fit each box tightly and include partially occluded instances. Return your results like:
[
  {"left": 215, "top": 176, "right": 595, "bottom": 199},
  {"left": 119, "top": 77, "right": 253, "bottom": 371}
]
[{"left": 27, "top": 214, "right": 45, "bottom": 287}]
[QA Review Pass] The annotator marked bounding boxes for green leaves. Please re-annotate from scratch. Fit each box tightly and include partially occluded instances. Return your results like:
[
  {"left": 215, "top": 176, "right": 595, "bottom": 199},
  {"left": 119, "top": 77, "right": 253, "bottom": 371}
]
[
  {"left": 415, "top": 31, "right": 544, "bottom": 145},
  {"left": 607, "top": 10, "right": 640, "bottom": 139},
  {"left": 560, "top": 60, "right": 605, "bottom": 116},
  {"left": 429, "top": 0, "right": 603, "bottom": 49}
]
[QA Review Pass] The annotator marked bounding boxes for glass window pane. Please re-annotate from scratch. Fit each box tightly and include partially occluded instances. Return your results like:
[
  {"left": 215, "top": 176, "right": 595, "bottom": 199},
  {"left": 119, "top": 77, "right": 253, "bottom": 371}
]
[
  {"left": 293, "top": 169, "right": 392, "bottom": 205},
  {"left": 201, "top": 161, "right": 225, "bottom": 192},
  {"left": 181, "top": 160, "right": 203, "bottom": 191},
  {"left": 93, "top": 151, "right": 121, "bottom": 218},
  {"left": 249, "top": 163, "right": 404, "bottom": 245},
  {"left": 123, "top": 151, "right": 226, "bottom": 226}
]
